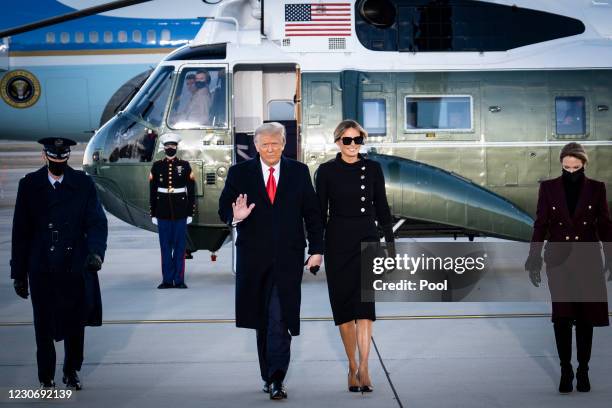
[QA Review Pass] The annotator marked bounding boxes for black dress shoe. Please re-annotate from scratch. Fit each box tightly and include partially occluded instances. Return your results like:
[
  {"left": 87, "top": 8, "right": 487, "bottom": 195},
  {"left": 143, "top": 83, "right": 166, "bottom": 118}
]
[
  {"left": 175, "top": 282, "right": 188, "bottom": 289},
  {"left": 576, "top": 366, "right": 591, "bottom": 392},
  {"left": 157, "top": 282, "right": 173, "bottom": 289},
  {"left": 559, "top": 365, "right": 574, "bottom": 394},
  {"left": 39, "top": 380, "right": 55, "bottom": 389},
  {"left": 262, "top": 381, "right": 270, "bottom": 393},
  {"left": 269, "top": 381, "right": 287, "bottom": 400},
  {"left": 63, "top": 371, "right": 82, "bottom": 390}
]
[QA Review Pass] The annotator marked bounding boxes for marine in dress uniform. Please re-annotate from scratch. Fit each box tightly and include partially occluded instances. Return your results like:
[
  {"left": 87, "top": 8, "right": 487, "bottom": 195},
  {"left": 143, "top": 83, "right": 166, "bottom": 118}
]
[
  {"left": 10, "top": 137, "right": 108, "bottom": 390},
  {"left": 149, "top": 133, "right": 196, "bottom": 289},
  {"left": 526, "top": 142, "right": 612, "bottom": 394}
]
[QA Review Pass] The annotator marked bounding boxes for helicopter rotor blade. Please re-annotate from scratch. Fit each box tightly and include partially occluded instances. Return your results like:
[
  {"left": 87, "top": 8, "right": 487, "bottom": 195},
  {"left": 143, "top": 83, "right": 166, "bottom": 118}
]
[{"left": 0, "top": 0, "right": 153, "bottom": 38}]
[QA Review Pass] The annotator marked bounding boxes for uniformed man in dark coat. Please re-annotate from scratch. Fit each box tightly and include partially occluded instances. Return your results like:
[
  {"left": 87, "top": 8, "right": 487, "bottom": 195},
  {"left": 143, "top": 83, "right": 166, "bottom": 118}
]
[
  {"left": 218, "top": 122, "right": 323, "bottom": 400},
  {"left": 149, "top": 133, "right": 196, "bottom": 289},
  {"left": 10, "top": 137, "right": 108, "bottom": 390}
]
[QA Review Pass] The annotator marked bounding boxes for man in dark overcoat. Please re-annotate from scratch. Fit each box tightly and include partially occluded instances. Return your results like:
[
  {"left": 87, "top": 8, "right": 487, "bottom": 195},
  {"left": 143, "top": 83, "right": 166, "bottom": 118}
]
[
  {"left": 10, "top": 137, "right": 108, "bottom": 390},
  {"left": 218, "top": 122, "right": 323, "bottom": 400}
]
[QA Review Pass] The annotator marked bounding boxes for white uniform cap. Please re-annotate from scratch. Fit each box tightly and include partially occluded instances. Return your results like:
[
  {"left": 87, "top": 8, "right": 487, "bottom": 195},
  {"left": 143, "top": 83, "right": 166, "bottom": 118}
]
[{"left": 160, "top": 132, "right": 182, "bottom": 145}]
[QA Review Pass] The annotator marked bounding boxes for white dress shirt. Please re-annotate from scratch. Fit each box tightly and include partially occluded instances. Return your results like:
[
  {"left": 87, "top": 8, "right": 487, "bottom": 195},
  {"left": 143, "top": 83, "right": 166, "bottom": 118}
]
[
  {"left": 48, "top": 173, "right": 64, "bottom": 188},
  {"left": 260, "top": 157, "right": 280, "bottom": 186}
]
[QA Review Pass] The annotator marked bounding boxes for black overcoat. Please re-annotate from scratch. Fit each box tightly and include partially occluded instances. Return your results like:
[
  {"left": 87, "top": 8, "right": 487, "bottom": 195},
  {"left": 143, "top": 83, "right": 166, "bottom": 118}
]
[
  {"left": 218, "top": 155, "right": 323, "bottom": 335},
  {"left": 529, "top": 176, "right": 612, "bottom": 326},
  {"left": 10, "top": 166, "right": 108, "bottom": 340}
]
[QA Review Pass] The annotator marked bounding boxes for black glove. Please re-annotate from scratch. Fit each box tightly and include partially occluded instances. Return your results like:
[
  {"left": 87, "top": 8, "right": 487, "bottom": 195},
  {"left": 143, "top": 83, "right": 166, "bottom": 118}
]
[
  {"left": 385, "top": 243, "right": 397, "bottom": 262},
  {"left": 13, "top": 279, "right": 29, "bottom": 299},
  {"left": 85, "top": 253, "right": 103, "bottom": 272},
  {"left": 529, "top": 270, "right": 541, "bottom": 287},
  {"left": 304, "top": 257, "right": 320, "bottom": 276},
  {"left": 524, "top": 255, "right": 543, "bottom": 288}
]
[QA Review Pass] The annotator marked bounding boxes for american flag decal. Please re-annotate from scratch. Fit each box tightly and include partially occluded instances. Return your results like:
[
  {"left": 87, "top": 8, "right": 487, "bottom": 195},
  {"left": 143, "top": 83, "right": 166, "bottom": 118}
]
[{"left": 284, "top": 2, "right": 352, "bottom": 37}]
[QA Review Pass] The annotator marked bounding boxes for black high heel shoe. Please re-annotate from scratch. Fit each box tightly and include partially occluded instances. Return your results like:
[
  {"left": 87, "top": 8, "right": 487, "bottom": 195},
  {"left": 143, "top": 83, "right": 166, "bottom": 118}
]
[
  {"left": 358, "top": 371, "right": 373, "bottom": 393},
  {"left": 348, "top": 369, "right": 360, "bottom": 392}
]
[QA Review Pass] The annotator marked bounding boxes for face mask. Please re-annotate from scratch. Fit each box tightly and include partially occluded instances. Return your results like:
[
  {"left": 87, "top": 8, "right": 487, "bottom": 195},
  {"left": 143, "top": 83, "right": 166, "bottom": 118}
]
[
  {"left": 562, "top": 167, "right": 585, "bottom": 183},
  {"left": 165, "top": 147, "right": 177, "bottom": 157},
  {"left": 195, "top": 80, "right": 207, "bottom": 89},
  {"left": 47, "top": 159, "right": 68, "bottom": 176}
]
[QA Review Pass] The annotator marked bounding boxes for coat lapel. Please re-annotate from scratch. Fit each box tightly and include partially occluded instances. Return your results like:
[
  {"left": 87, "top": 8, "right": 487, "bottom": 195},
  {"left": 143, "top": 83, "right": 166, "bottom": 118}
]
[
  {"left": 273, "top": 157, "right": 289, "bottom": 205},
  {"left": 552, "top": 175, "right": 593, "bottom": 226},
  {"left": 250, "top": 155, "right": 271, "bottom": 206},
  {"left": 552, "top": 177, "right": 573, "bottom": 225}
]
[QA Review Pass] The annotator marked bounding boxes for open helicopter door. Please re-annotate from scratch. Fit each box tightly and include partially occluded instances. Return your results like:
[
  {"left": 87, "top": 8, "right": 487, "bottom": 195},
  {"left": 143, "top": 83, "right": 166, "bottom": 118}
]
[
  {"left": 230, "top": 63, "right": 300, "bottom": 274},
  {"left": 232, "top": 63, "right": 300, "bottom": 163}
]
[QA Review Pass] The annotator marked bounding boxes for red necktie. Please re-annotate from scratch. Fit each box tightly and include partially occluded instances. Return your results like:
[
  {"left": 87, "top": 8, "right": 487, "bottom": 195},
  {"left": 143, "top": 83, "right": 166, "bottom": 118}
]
[{"left": 266, "top": 167, "right": 277, "bottom": 204}]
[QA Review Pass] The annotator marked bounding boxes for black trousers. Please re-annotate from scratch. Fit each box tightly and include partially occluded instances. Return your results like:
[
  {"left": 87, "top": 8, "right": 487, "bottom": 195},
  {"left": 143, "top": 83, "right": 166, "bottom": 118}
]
[
  {"left": 34, "top": 323, "right": 85, "bottom": 383},
  {"left": 553, "top": 319, "right": 593, "bottom": 369},
  {"left": 256, "top": 284, "right": 291, "bottom": 383}
]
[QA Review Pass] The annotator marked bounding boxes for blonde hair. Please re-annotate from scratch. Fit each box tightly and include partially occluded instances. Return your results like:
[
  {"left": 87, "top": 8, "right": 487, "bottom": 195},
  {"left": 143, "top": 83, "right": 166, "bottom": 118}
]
[
  {"left": 333, "top": 119, "right": 368, "bottom": 142},
  {"left": 560, "top": 142, "right": 589, "bottom": 165}
]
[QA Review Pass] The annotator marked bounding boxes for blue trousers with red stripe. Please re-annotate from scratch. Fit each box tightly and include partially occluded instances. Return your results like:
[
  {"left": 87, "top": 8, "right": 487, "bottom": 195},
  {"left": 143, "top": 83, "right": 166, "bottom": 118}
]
[{"left": 157, "top": 218, "right": 187, "bottom": 285}]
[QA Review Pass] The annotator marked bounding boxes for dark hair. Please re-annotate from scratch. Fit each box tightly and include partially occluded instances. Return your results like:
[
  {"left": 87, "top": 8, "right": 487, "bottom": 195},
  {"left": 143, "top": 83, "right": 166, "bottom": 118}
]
[
  {"left": 560, "top": 142, "right": 588, "bottom": 165},
  {"left": 195, "top": 70, "right": 210, "bottom": 83},
  {"left": 333, "top": 119, "right": 368, "bottom": 142}
]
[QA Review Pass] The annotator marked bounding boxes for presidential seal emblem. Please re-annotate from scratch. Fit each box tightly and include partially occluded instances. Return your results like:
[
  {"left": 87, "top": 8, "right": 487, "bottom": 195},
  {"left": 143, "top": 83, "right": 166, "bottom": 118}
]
[{"left": 0, "top": 70, "right": 41, "bottom": 108}]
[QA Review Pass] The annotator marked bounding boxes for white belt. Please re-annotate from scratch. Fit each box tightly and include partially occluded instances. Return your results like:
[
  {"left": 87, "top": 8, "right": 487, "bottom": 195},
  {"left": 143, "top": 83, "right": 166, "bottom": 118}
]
[{"left": 157, "top": 187, "right": 186, "bottom": 193}]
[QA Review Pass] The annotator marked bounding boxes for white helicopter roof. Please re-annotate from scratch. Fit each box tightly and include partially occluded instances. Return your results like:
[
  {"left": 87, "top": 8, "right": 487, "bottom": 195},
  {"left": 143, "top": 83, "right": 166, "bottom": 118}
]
[{"left": 178, "top": 0, "right": 612, "bottom": 72}]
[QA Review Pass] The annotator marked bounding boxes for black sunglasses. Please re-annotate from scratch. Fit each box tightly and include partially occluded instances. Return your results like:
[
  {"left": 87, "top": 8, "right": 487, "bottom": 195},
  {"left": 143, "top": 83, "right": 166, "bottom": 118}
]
[{"left": 336, "top": 135, "right": 364, "bottom": 145}]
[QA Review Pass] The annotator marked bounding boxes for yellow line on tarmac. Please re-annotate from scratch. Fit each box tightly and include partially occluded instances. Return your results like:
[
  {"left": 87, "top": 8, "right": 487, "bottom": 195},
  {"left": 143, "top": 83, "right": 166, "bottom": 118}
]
[{"left": 0, "top": 312, "right": 582, "bottom": 326}]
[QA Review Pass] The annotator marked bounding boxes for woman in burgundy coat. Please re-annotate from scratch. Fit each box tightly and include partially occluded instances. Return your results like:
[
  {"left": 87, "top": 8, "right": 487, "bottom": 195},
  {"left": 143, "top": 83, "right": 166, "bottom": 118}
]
[{"left": 526, "top": 142, "right": 612, "bottom": 394}]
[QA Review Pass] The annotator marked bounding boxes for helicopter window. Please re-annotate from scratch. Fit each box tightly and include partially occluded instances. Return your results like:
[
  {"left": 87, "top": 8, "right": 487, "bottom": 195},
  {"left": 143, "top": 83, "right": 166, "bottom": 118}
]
[
  {"left": 555, "top": 97, "right": 586, "bottom": 136},
  {"left": 167, "top": 67, "right": 227, "bottom": 129},
  {"left": 106, "top": 122, "right": 158, "bottom": 163},
  {"left": 362, "top": 99, "right": 386, "bottom": 136},
  {"left": 125, "top": 65, "right": 174, "bottom": 129},
  {"left": 404, "top": 96, "right": 472, "bottom": 132},
  {"left": 268, "top": 100, "right": 295, "bottom": 121}
]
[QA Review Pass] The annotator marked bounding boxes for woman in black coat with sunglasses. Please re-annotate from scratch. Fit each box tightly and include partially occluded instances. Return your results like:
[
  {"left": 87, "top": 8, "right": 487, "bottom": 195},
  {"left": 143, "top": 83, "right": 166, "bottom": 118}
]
[{"left": 315, "top": 119, "right": 394, "bottom": 393}]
